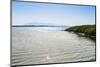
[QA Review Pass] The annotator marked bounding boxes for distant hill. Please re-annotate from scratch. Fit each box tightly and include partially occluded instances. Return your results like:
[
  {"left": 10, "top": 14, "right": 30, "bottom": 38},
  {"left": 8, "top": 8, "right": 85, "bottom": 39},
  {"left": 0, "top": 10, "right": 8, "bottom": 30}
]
[
  {"left": 12, "top": 25, "right": 68, "bottom": 27},
  {"left": 12, "top": 22, "right": 68, "bottom": 27}
]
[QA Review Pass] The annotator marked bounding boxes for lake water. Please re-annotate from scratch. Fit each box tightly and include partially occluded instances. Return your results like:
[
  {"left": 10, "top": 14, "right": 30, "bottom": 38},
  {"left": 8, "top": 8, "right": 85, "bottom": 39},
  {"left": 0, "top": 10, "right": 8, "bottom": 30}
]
[{"left": 12, "top": 27, "right": 96, "bottom": 66}]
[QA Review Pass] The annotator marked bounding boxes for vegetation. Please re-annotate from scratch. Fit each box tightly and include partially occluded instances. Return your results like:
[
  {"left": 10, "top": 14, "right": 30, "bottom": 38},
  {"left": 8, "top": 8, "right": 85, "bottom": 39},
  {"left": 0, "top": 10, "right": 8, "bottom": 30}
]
[{"left": 65, "top": 25, "right": 96, "bottom": 40}]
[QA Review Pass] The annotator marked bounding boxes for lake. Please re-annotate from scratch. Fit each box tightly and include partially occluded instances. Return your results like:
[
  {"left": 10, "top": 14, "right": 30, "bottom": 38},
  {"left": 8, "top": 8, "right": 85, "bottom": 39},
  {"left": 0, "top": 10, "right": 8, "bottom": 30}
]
[{"left": 12, "top": 27, "right": 96, "bottom": 66}]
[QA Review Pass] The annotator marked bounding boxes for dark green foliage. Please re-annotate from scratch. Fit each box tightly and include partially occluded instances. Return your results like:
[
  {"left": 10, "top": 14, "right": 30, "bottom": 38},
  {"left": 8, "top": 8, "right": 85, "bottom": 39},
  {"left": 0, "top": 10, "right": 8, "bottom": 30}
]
[{"left": 65, "top": 25, "right": 96, "bottom": 36}]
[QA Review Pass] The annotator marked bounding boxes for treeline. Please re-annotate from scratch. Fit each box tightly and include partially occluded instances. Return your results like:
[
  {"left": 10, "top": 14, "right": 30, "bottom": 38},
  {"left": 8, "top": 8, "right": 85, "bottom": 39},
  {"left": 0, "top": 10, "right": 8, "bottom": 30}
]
[{"left": 65, "top": 25, "right": 96, "bottom": 37}]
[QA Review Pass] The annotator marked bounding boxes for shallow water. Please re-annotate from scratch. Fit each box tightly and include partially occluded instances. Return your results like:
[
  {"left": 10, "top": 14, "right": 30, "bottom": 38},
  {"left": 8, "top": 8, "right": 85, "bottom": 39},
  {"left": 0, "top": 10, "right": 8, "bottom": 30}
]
[{"left": 12, "top": 27, "right": 96, "bottom": 66}]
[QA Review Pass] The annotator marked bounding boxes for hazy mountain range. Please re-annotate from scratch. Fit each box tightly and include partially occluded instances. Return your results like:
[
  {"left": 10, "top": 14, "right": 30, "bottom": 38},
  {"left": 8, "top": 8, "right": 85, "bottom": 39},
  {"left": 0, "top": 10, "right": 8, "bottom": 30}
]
[{"left": 12, "top": 22, "right": 68, "bottom": 27}]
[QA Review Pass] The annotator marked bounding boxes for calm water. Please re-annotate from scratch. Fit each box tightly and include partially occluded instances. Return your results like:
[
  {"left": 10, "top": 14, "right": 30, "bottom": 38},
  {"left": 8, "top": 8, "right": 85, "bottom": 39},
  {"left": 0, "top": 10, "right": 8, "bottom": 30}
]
[{"left": 12, "top": 27, "right": 96, "bottom": 66}]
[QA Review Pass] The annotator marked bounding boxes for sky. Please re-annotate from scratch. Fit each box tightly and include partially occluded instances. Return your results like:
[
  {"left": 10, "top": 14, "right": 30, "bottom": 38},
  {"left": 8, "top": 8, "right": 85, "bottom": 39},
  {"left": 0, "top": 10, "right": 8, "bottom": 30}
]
[{"left": 12, "top": 1, "right": 96, "bottom": 26}]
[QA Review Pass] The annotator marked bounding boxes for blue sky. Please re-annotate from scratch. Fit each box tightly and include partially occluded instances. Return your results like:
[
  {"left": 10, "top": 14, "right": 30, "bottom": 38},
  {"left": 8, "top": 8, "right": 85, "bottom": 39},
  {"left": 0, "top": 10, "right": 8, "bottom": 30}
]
[{"left": 12, "top": 1, "right": 96, "bottom": 26}]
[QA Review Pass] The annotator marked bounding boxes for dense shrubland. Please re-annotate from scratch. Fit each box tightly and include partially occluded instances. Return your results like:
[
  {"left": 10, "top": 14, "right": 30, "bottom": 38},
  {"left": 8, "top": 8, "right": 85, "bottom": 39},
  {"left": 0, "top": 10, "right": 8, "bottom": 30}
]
[{"left": 65, "top": 25, "right": 96, "bottom": 38}]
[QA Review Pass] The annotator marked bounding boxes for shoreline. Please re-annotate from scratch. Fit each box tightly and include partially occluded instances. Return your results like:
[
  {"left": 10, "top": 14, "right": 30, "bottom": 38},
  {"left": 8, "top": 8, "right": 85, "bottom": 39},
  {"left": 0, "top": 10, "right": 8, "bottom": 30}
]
[{"left": 65, "top": 25, "right": 96, "bottom": 40}]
